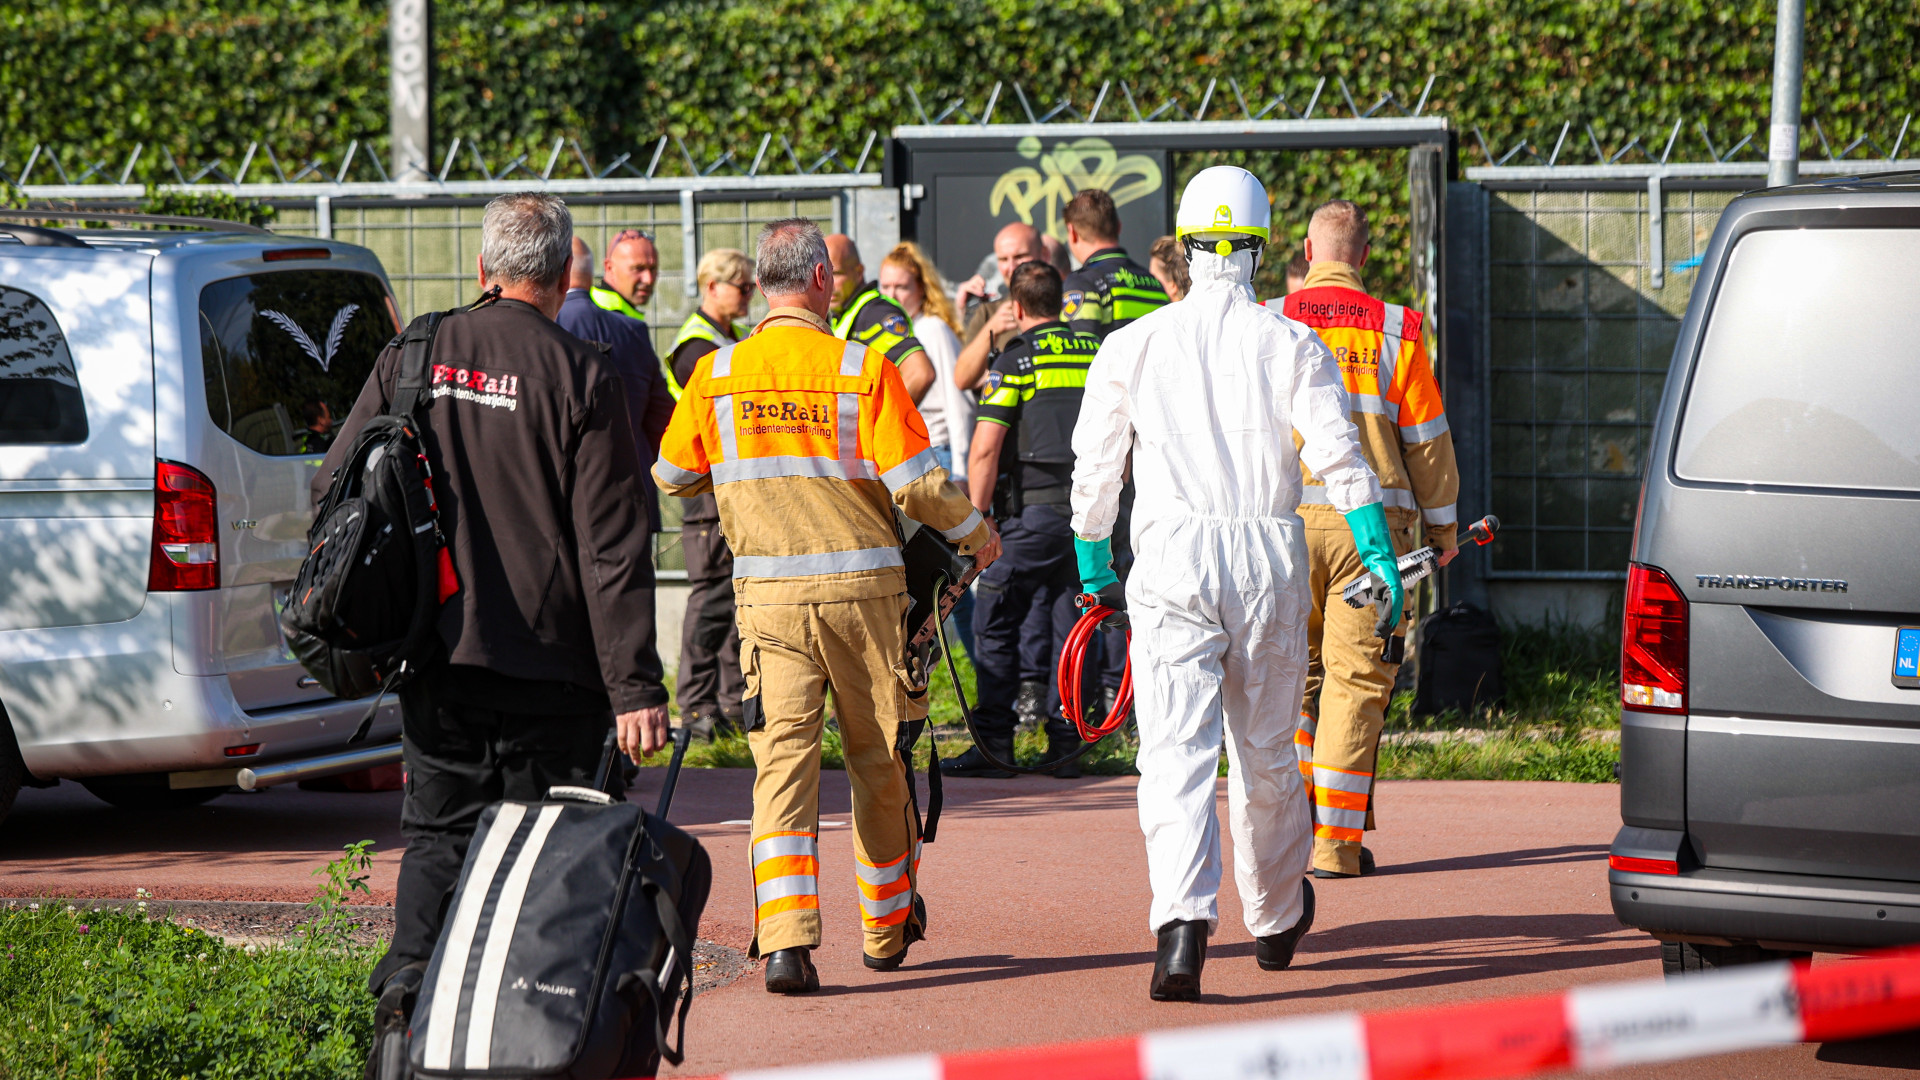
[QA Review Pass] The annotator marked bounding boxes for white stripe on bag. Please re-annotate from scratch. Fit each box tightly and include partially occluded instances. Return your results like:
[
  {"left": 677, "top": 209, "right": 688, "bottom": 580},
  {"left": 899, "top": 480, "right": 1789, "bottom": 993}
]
[
  {"left": 422, "top": 801, "right": 528, "bottom": 1071},
  {"left": 464, "top": 803, "right": 565, "bottom": 1069}
]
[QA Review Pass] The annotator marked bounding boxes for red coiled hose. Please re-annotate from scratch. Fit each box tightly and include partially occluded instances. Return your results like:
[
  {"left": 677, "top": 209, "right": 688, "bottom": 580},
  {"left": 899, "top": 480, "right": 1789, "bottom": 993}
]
[{"left": 1056, "top": 598, "right": 1133, "bottom": 741}]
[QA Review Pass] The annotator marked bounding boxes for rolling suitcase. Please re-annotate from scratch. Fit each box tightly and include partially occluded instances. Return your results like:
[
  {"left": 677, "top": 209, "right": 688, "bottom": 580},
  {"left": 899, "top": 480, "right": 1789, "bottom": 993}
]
[{"left": 391, "top": 727, "right": 709, "bottom": 1080}]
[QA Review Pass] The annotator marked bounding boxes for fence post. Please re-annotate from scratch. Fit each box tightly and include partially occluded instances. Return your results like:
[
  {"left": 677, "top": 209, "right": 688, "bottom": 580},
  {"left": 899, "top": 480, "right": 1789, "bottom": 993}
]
[
  {"left": 316, "top": 195, "right": 332, "bottom": 240},
  {"left": 680, "top": 188, "right": 699, "bottom": 299},
  {"left": 1647, "top": 175, "right": 1664, "bottom": 291}
]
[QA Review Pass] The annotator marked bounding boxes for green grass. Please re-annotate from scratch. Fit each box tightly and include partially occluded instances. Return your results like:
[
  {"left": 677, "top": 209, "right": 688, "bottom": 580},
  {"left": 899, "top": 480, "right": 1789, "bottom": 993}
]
[
  {"left": 680, "top": 617, "right": 1624, "bottom": 783},
  {"left": 0, "top": 901, "right": 375, "bottom": 1080},
  {"left": 1378, "top": 731, "right": 1620, "bottom": 783}
]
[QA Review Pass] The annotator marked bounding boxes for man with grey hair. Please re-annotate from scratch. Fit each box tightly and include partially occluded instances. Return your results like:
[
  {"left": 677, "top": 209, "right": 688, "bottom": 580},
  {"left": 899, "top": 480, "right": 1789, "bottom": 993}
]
[
  {"left": 320, "top": 192, "right": 672, "bottom": 1040},
  {"left": 657, "top": 217, "right": 998, "bottom": 994}
]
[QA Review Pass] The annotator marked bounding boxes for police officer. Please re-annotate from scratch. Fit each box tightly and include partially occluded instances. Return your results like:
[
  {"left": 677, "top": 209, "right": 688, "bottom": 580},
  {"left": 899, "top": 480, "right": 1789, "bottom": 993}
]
[
  {"left": 943, "top": 260, "right": 1101, "bottom": 780},
  {"left": 824, "top": 233, "right": 936, "bottom": 402},
  {"left": 667, "top": 248, "right": 758, "bottom": 741},
  {"left": 1061, "top": 188, "right": 1171, "bottom": 339}
]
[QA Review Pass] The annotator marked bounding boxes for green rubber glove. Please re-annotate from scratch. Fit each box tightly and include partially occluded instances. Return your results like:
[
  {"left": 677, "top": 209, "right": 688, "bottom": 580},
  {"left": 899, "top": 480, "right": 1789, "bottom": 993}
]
[
  {"left": 1342, "top": 502, "right": 1403, "bottom": 630},
  {"left": 1075, "top": 536, "right": 1119, "bottom": 595}
]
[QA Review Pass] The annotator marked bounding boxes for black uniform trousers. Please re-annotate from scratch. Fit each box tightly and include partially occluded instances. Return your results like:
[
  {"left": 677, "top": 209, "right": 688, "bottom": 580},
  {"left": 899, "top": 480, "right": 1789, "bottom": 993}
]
[
  {"left": 677, "top": 517, "right": 743, "bottom": 720},
  {"left": 368, "top": 681, "right": 611, "bottom": 993},
  {"left": 971, "top": 501, "right": 1088, "bottom": 743}
]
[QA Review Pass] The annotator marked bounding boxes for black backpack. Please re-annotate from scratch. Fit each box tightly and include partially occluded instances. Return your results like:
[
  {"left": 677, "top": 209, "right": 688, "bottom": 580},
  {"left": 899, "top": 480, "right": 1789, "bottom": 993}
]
[
  {"left": 282, "top": 310, "right": 459, "bottom": 716},
  {"left": 1413, "top": 602, "right": 1506, "bottom": 717}
]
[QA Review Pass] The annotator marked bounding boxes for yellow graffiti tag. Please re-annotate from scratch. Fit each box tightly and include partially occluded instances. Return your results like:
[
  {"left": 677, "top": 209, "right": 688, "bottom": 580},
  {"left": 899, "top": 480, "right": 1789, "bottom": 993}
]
[{"left": 989, "top": 137, "right": 1163, "bottom": 240}]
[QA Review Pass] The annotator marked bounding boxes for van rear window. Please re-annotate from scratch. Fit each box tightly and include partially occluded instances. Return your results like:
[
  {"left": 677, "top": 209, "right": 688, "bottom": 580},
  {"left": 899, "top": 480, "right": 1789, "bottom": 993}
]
[
  {"left": 0, "top": 285, "right": 87, "bottom": 444},
  {"left": 199, "top": 270, "right": 398, "bottom": 457},
  {"left": 1674, "top": 228, "right": 1920, "bottom": 492}
]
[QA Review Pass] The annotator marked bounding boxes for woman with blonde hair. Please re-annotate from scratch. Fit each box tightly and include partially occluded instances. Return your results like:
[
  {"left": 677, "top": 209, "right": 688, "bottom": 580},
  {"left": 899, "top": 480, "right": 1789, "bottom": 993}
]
[{"left": 878, "top": 241, "right": 977, "bottom": 657}]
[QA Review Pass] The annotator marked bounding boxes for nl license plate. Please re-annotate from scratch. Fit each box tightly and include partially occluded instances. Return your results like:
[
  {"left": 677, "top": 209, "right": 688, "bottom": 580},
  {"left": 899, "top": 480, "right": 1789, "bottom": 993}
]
[{"left": 1894, "top": 627, "right": 1920, "bottom": 690}]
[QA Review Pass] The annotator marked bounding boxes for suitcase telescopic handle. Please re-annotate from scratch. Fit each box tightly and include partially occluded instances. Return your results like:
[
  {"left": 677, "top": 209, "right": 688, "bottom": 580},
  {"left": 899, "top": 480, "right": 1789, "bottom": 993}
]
[{"left": 655, "top": 725, "right": 693, "bottom": 819}]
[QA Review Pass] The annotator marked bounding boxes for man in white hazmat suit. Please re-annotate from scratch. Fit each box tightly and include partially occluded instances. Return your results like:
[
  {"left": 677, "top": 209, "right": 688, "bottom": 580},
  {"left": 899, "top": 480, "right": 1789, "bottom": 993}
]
[{"left": 1069, "top": 166, "right": 1404, "bottom": 1001}]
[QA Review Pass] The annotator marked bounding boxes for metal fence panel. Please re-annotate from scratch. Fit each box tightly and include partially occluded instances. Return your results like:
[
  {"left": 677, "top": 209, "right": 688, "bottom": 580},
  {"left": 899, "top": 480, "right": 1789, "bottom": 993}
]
[{"left": 1477, "top": 184, "right": 1736, "bottom": 579}]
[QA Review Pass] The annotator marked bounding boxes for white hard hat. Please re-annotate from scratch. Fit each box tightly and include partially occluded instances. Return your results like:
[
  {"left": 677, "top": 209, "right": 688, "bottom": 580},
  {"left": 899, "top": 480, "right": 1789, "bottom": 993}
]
[{"left": 1175, "top": 166, "right": 1271, "bottom": 256}]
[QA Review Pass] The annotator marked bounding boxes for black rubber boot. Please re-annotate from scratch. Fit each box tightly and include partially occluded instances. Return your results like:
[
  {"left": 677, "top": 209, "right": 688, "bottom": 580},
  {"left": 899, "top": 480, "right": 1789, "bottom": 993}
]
[
  {"left": 1150, "top": 919, "right": 1208, "bottom": 1001},
  {"left": 364, "top": 961, "right": 426, "bottom": 1080},
  {"left": 764, "top": 947, "right": 819, "bottom": 994},
  {"left": 1256, "top": 879, "right": 1317, "bottom": 971},
  {"left": 941, "top": 737, "right": 1015, "bottom": 778},
  {"left": 864, "top": 895, "right": 927, "bottom": 971},
  {"left": 1045, "top": 736, "right": 1083, "bottom": 779}
]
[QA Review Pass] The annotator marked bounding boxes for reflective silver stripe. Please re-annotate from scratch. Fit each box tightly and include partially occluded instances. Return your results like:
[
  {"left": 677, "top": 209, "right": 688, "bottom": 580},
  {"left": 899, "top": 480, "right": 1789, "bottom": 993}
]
[
  {"left": 940, "top": 508, "right": 984, "bottom": 542},
  {"left": 1315, "top": 805, "right": 1369, "bottom": 831},
  {"left": 860, "top": 890, "right": 916, "bottom": 919},
  {"left": 1312, "top": 766, "right": 1373, "bottom": 794},
  {"left": 755, "top": 874, "right": 819, "bottom": 906},
  {"left": 1422, "top": 503, "right": 1459, "bottom": 526},
  {"left": 733, "top": 546, "right": 905, "bottom": 579},
  {"left": 466, "top": 804, "right": 563, "bottom": 1069},
  {"left": 1349, "top": 393, "right": 1391, "bottom": 417},
  {"left": 1300, "top": 486, "right": 1418, "bottom": 511},
  {"left": 1378, "top": 304, "right": 1405, "bottom": 422},
  {"left": 1400, "top": 414, "right": 1451, "bottom": 444},
  {"left": 881, "top": 448, "right": 940, "bottom": 492},
  {"left": 752, "top": 833, "right": 818, "bottom": 862},
  {"left": 655, "top": 456, "right": 705, "bottom": 487},
  {"left": 422, "top": 801, "right": 527, "bottom": 1071},
  {"left": 715, "top": 394, "right": 738, "bottom": 461},
  {"left": 856, "top": 854, "right": 910, "bottom": 886},
  {"left": 1264, "top": 297, "right": 1285, "bottom": 311},
  {"left": 840, "top": 339, "right": 867, "bottom": 376},
  {"left": 713, "top": 455, "right": 879, "bottom": 484},
  {"left": 711, "top": 342, "right": 737, "bottom": 379},
  {"left": 837, "top": 392, "right": 861, "bottom": 464}
]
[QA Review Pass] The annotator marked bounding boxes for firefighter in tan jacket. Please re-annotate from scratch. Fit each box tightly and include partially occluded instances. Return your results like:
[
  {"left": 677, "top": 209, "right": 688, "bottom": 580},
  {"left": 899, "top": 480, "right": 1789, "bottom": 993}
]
[
  {"left": 1269, "top": 200, "right": 1461, "bottom": 878},
  {"left": 654, "top": 219, "right": 998, "bottom": 994}
]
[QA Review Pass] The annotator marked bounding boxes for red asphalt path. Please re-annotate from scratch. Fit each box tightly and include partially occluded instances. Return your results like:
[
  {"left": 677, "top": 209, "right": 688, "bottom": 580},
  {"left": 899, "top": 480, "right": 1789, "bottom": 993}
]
[{"left": 1, "top": 772, "right": 1914, "bottom": 1077}]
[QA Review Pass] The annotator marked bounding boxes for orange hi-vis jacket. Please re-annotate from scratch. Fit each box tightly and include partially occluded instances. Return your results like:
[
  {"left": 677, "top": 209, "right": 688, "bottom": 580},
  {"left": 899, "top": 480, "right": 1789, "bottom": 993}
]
[
  {"left": 1271, "top": 261, "right": 1461, "bottom": 550},
  {"left": 652, "top": 307, "right": 991, "bottom": 606}
]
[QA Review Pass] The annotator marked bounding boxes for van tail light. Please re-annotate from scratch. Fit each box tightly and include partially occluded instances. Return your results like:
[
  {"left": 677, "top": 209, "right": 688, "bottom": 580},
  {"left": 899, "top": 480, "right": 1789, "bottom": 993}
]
[
  {"left": 1623, "top": 562, "right": 1688, "bottom": 713},
  {"left": 1609, "top": 854, "right": 1680, "bottom": 875},
  {"left": 149, "top": 460, "right": 219, "bottom": 591}
]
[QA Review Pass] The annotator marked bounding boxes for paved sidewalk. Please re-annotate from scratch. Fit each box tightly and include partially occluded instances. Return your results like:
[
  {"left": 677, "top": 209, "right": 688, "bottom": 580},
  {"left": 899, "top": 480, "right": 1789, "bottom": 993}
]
[{"left": 2, "top": 772, "right": 1913, "bottom": 1076}]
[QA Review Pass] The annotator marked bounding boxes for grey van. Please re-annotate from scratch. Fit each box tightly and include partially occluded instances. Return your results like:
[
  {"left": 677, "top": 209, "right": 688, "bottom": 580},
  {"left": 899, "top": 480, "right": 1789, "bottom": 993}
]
[
  {"left": 0, "top": 214, "right": 402, "bottom": 821},
  {"left": 1610, "top": 175, "right": 1920, "bottom": 973}
]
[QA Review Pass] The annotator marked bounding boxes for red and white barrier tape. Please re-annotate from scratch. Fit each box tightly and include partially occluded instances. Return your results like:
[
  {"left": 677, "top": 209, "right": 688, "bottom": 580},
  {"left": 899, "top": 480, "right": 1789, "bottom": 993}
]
[{"left": 671, "top": 947, "right": 1920, "bottom": 1080}]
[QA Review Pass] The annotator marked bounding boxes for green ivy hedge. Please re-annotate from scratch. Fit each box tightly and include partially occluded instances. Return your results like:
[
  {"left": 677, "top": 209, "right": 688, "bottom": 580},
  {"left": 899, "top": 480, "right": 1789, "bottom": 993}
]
[{"left": 6, "top": 1, "right": 1914, "bottom": 297}]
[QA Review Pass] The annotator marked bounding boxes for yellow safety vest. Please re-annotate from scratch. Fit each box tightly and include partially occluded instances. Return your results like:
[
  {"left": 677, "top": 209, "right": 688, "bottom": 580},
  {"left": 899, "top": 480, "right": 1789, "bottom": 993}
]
[
  {"left": 668, "top": 310, "right": 750, "bottom": 402},
  {"left": 830, "top": 284, "right": 918, "bottom": 364}
]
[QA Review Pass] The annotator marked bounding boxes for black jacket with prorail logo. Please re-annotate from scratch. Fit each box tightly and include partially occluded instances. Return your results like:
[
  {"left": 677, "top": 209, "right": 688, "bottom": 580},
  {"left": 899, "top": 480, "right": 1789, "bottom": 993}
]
[{"left": 316, "top": 297, "right": 667, "bottom": 712}]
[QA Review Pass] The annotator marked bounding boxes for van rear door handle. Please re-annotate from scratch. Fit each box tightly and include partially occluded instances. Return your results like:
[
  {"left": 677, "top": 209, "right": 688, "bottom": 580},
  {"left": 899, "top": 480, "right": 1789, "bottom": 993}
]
[{"left": 296, "top": 676, "right": 319, "bottom": 689}]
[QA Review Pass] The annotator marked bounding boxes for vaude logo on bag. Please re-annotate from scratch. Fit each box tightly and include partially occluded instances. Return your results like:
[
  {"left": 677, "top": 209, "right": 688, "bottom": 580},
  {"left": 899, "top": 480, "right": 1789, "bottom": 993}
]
[{"left": 510, "top": 975, "right": 578, "bottom": 997}]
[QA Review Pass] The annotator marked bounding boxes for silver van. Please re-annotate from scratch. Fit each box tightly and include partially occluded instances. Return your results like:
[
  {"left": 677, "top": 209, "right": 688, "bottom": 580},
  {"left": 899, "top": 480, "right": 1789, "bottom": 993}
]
[
  {"left": 1609, "top": 175, "right": 1920, "bottom": 973},
  {"left": 0, "top": 214, "right": 401, "bottom": 820}
]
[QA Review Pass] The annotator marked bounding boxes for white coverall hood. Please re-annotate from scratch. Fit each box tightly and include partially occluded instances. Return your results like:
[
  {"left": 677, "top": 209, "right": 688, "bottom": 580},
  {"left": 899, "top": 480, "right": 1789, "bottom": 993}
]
[{"left": 1068, "top": 262, "right": 1382, "bottom": 937}]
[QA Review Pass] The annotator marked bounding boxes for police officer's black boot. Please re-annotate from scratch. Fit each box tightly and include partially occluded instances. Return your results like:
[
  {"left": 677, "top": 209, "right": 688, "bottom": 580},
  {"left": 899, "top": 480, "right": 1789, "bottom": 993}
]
[
  {"left": 764, "top": 947, "right": 819, "bottom": 994},
  {"left": 364, "top": 960, "right": 427, "bottom": 1080},
  {"left": 1150, "top": 919, "right": 1208, "bottom": 1001},
  {"left": 1255, "top": 879, "right": 1317, "bottom": 971},
  {"left": 1045, "top": 734, "right": 1083, "bottom": 779},
  {"left": 941, "top": 735, "right": 1016, "bottom": 778}
]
